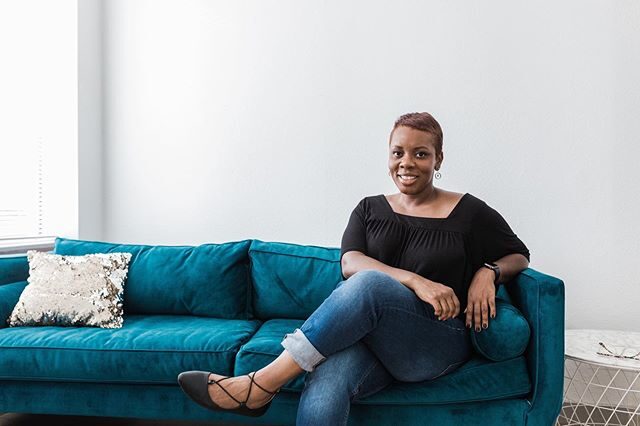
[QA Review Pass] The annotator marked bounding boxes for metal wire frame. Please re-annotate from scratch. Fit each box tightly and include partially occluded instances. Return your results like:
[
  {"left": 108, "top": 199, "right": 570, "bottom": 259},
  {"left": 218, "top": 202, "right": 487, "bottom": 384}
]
[{"left": 556, "top": 357, "right": 640, "bottom": 426}]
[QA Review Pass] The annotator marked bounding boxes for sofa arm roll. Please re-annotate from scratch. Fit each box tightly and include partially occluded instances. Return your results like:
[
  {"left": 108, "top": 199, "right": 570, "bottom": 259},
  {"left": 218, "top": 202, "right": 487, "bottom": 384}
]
[
  {"left": 0, "top": 281, "right": 28, "bottom": 328},
  {"left": 506, "top": 268, "right": 565, "bottom": 426},
  {"left": 0, "top": 255, "right": 29, "bottom": 286}
]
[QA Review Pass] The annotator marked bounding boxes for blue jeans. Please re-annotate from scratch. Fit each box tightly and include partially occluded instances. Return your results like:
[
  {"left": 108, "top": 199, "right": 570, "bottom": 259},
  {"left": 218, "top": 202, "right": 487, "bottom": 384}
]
[{"left": 280, "top": 270, "right": 472, "bottom": 426}]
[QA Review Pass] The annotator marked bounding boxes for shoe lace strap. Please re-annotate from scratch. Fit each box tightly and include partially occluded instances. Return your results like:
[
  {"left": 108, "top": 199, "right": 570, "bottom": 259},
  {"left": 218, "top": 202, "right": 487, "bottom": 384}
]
[
  {"left": 206, "top": 372, "right": 280, "bottom": 407},
  {"left": 207, "top": 376, "right": 243, "bottom": 406},
  {"left": 247, "top": 371, "right": 280, "bottom": 396}
]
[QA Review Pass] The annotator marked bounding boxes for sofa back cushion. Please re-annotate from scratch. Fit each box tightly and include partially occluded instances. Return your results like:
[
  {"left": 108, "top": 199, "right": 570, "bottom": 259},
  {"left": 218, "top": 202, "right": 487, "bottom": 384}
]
[
  {"left": 54, "top": 238, "right": 251, "bottom": 319},
  {"left": 249, "top": 240, "right": 342, "bottom": 319},
  {"left": 0, "top": 255, "right": 29, "bottom": 286}
]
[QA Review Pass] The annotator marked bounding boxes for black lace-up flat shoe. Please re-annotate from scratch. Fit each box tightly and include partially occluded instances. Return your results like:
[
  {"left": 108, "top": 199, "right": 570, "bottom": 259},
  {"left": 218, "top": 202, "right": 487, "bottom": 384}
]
[{"left": 177, "top": 370, "right": 280, "bottom": 417}]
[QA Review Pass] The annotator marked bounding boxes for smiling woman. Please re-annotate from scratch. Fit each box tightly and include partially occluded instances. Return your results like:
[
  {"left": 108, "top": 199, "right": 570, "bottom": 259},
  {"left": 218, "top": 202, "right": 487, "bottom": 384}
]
[
  {"left": 388, "top": 130, "right": 445, "bottom": 211},
  {"left": 178, "top": 112, "right": 531, "bottom": 424},
  {"left": 385, "top": 116, "right": 450, "bottom": 217},
  {"left": 342, "top": 112, "right": 530, "bottom": 327},
  {"left": 388, "top": 113, "right": 444, "bottom": 197}
]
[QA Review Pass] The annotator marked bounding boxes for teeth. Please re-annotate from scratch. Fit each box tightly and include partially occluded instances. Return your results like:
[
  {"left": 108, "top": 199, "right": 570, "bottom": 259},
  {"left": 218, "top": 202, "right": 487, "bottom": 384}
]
[{"left": 399, "top": 175, "right": 417, "bottom": 180}]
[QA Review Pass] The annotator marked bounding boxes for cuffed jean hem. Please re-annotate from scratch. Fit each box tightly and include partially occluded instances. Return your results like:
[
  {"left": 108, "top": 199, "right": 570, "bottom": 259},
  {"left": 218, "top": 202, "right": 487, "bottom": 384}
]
[{"left": 281, "top": 328, "right": 327, "bottom": 372}]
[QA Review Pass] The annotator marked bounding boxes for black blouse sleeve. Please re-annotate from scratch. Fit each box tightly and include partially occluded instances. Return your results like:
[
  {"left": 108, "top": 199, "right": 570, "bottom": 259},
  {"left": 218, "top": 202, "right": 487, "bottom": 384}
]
[
  {"left": 474, "top": 202, "right": 530, "bottom": 263},
  {"left": 340, "top": 198, "right": 368, "bottom": 261}
]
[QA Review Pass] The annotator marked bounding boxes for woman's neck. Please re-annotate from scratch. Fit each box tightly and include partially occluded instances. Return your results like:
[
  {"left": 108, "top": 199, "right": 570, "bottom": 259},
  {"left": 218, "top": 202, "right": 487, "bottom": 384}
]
[{"left": 397, "top": 186, "right": 439, "bottom": 209}]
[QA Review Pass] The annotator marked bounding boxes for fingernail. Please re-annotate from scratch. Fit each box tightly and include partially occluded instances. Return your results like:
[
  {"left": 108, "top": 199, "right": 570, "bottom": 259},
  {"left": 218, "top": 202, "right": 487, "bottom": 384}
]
[
  {"left": 466, "top": 323, "right": 471, "bottom": 328},
  {"left": 475, "top": 327, "right": 480, "bottom": 332},
  {"left": 482, "top": 323, "right": 487, "bottom": 329}
]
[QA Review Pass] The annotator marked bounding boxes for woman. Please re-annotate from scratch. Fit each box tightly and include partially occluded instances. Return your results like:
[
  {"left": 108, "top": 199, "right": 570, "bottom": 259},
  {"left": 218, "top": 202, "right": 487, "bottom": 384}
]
[{"left": 178, "top": 112, "right": 530, "bottom": 424}]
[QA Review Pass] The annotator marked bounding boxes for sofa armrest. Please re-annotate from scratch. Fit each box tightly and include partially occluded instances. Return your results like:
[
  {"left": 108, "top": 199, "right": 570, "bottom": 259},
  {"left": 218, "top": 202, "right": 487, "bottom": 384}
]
[
  {"left": 505, "top": 268, "right": 565, "bottom": 426},
  {"left": 0, "top": 255, "right": 29, "bottom": 286},
  {"left": 0, "top": 281, "right": 27, "bottom": 328}
]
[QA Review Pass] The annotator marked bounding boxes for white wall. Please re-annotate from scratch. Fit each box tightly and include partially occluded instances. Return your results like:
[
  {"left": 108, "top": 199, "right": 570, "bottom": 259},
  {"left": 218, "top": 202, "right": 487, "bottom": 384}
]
[
  {"left": 78, "top": 0, "right": 103, "bottom": 240},
  {"left": 96, "top": 0, "right": 640, "bottom": 331}
]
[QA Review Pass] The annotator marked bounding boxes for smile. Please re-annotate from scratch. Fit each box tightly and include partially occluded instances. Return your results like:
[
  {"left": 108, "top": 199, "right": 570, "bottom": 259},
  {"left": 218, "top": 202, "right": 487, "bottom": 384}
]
[{"left": 398, "top": 175, "right": 418, "bottom": 182}]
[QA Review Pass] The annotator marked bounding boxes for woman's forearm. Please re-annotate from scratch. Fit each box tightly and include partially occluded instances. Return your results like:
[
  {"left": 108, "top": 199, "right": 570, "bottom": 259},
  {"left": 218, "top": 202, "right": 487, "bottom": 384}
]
[
  {"left": 342, "top": 251, "right": 528, "bottom": 289},
  {"left": 341, "top": 251, "right": 423, "bottom": 290},
  {"left": 493, "top": 253, "right": 529, "bottom": 284}
]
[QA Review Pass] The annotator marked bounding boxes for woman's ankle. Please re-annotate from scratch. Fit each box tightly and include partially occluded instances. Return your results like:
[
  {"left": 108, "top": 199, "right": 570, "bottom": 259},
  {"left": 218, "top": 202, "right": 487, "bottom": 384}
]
[{"left": 253, "top": 368, "right": 282, "bottom": 393}]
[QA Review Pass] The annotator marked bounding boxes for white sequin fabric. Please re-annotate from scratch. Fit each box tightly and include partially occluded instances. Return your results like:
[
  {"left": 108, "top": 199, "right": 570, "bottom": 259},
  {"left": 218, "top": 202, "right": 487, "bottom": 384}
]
[{"left": 8, "top": 250, "right": 132, "bottom": 329}]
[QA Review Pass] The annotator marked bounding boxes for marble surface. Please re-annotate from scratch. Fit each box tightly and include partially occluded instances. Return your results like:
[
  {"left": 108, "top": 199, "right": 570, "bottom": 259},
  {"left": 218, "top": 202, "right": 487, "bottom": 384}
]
[{"left": 566, "top": 329, "right": 640, "bottom": 370}]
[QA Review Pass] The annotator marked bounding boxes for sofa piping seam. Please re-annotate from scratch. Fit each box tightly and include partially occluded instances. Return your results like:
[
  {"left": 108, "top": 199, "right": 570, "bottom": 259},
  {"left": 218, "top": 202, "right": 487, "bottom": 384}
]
[
  {"left": 249, "top": 248, "right": 340, "bottom": 263},
  {"left": 239, "top": 347, "right": 528, "bottom": 376},
  {"left": 351, "top": 386, "right": 532, "bottom": 406},
  {"left": 0, "top": 378, "right": 531, "bottom": 403},
  {"left": 0, "top": 346, "right": 242, "bottom": 354},
  {"left": 0, "top": 376, "right": 191, "bottom": 385}
]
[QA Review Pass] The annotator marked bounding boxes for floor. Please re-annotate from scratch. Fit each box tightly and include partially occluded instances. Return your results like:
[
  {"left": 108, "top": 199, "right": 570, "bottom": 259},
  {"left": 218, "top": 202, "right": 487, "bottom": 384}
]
[{"left": 0, "top": 413, "right": 254, "bottom": 426}]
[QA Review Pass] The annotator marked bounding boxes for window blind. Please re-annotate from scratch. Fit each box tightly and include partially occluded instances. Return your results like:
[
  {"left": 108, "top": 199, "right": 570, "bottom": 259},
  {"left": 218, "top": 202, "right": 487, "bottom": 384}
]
[{"left": 0, "top": 0, "right": 78, "bottom": 241}]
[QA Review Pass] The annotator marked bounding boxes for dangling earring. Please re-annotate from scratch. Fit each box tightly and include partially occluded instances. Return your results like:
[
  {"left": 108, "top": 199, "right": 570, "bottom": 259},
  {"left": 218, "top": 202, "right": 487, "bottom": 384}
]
[{"left": 435, "top": 170, "right": 442, "bottom": 179}]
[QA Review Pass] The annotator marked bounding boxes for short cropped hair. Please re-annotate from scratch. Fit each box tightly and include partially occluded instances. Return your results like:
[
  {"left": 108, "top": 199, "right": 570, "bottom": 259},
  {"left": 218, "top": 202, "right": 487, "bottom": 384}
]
[{"left": 389, "top": 112, "right": 443, "bottom": 155}]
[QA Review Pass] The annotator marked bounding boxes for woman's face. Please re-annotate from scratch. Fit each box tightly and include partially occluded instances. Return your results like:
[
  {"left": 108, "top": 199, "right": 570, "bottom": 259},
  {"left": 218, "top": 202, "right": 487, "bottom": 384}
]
[{"left": 388, "top": 126, "right": 442, "bottom": 195}]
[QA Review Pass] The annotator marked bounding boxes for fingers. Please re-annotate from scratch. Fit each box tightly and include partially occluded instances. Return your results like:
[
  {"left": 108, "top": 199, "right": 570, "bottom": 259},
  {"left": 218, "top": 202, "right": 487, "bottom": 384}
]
[
  {"left": 481, "top": 299, "right": 489, "bottom": 330},
  {"left": 473, "top": 301, "right": 482, "bottom": 332},
  {"left": 466, "top": 297, "right": 496, "bottom": 331},
  {"left": 438, "top": 291, "right": 460, "bottom": 320},
  {"left": 465, "top": 305, "right": 472, "bottom": 328},
  {"left": 449, "top": 290, "right": 460, "bottom": 320},
  {"left": 435, "top": 300, "right": 455, "bottom": 320},
  {"left": 428, "top": 284, "right": 462, "bottom": 321},
  {"left": 440, "top": 297, "right": 455, "bottom": 320},
  {"left": 433, "top": 299, "right": 445, "bottom": 319},
  {"left": 453, "top": 295, "right": 461, "bottom": 319}
]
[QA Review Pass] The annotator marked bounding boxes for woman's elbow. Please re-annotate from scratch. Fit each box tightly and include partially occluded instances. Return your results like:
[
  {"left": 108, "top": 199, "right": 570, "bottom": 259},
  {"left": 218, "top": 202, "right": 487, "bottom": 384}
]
[
  {"left": 340, "top": 251, "right": 361, "bottom": 279},
  {"left": 516, "top": 253, "right": 530, "bottom": 273},
  {"left": 341, "top": 255, "right": 352, "bottom": 279}
]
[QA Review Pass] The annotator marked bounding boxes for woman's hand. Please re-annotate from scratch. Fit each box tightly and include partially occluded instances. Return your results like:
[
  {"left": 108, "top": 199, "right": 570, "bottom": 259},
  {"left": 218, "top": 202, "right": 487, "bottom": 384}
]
[
  {"left": 465, "top": 268, "right": 496, "bottom": 331},
  {"left": 412, "top": 276, "right": 460, "bottom": 321}
]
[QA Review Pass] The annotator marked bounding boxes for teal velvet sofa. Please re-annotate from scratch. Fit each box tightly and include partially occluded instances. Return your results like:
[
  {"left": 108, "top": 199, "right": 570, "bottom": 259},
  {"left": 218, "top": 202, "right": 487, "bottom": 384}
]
[{"left": 0, "top": 237, "right": 565, "bottom": 425}]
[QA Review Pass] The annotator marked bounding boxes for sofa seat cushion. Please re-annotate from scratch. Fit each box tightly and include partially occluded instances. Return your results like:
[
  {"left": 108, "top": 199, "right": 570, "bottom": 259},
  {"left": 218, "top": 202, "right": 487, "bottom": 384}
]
[
  {"left": 0, "top": 315, "right": 261, "bottom": 384},
  {"left": 235, "top": 319, "right": 532, "bottom": 403}
]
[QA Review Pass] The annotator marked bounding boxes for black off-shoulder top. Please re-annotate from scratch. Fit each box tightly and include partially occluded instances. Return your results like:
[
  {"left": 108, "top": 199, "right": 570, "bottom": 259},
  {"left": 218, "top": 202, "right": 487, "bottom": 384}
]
[{"left": 340, "top": 193, "right": 530, "bottom": 320}]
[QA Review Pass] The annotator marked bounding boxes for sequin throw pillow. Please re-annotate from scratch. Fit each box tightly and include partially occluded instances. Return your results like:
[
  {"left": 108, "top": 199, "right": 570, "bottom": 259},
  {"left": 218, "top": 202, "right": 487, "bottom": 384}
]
[{"left": 8, "top": 250, "right": 132, "bottom": 329}]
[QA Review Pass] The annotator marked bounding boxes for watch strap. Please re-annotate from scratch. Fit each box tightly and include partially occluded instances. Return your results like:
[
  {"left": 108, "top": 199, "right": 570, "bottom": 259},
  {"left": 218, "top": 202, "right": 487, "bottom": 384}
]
[{"left": 483, "top": 262, "right": 501, "bottom": 284}]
